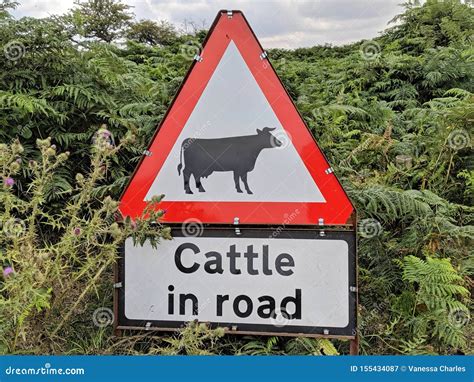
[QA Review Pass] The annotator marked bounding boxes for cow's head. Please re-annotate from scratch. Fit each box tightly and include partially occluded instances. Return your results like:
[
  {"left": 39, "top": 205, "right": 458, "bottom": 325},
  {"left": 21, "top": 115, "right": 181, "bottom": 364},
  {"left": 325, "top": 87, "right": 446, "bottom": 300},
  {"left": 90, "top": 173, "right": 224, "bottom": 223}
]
[{"left": 256, "top": 127, "right": 282, "bottom": 148}]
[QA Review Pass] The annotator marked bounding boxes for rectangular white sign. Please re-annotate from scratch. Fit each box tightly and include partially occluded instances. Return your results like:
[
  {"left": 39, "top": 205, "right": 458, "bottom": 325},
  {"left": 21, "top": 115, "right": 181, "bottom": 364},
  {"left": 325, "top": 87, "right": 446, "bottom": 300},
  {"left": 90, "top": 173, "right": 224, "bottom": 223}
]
[{"left": 119, "top": 229, "right": 355, "bottom": 336}]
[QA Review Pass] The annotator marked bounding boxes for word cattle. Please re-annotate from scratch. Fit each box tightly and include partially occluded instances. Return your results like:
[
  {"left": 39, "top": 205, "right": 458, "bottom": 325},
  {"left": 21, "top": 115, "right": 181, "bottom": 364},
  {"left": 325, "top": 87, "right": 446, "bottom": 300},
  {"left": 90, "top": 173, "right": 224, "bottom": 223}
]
[{"left": 174, "top": 242, "right": 295, "bottom": 276}]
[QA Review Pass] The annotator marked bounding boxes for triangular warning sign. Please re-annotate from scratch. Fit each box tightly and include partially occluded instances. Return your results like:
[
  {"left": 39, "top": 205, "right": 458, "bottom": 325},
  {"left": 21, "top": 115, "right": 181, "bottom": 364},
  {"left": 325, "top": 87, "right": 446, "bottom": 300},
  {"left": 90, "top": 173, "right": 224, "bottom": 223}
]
[{"left": 120, "top": 10, "right": 354, "bottom": 225}]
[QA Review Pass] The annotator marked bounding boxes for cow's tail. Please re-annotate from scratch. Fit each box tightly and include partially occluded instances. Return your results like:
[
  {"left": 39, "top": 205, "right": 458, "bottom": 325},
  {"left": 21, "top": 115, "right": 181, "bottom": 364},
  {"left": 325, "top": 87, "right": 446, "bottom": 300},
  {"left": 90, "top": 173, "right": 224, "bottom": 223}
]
[{"left": 177, "top": 141, "right": 184, "bottom": 175}]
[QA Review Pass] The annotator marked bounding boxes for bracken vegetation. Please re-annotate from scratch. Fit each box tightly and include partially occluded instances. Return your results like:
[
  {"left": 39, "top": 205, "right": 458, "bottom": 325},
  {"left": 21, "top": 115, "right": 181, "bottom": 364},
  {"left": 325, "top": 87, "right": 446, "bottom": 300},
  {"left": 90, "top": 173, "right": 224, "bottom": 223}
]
[{"left": 0, "top": 0, "right": 472, "bottom": 355}]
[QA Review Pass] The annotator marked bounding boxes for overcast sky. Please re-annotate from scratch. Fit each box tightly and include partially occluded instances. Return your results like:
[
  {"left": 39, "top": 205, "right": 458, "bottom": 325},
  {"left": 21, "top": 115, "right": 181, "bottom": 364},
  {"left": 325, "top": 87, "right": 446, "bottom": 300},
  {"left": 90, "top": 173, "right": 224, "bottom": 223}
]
[{"left": 12, "top": 0, "right": 404, "bottom": 48}]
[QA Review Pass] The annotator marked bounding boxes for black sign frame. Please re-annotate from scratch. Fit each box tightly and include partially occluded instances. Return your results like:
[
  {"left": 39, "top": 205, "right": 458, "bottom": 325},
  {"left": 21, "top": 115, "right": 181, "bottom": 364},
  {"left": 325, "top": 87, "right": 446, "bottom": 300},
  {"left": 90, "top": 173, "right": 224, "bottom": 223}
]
[{"left": 115, "top": 225, "right": 357, "bottom": 339}]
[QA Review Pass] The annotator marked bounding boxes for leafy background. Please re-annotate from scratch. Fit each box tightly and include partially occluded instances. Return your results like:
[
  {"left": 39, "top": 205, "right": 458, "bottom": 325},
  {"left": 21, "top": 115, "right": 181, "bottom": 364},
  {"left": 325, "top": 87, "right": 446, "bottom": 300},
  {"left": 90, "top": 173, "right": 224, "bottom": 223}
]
[{"left": 0, "top": 0, "right": 472, "bottom": 355}]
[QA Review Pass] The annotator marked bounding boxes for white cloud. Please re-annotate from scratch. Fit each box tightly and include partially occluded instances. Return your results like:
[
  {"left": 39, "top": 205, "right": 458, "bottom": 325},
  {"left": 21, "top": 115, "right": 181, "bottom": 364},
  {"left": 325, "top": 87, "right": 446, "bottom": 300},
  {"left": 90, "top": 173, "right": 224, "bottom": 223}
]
[
  {"left": 13, "top": 0, "right": 73, "bottom": 18},
  {"left": 11, "top": 0, "right": 403, "bottom": 47}
]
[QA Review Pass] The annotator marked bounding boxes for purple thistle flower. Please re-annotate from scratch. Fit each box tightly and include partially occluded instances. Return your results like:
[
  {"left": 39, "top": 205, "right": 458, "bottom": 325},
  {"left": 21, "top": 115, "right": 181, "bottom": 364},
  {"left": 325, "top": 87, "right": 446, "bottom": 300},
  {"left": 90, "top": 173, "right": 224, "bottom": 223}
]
[
  {"left": 3, "top": 266, "right": 13, "bottom": 278},
  {"left": 4, "top": 177, "right": 14, "bottom": 187},
  {"left": 73, "top": 227, "right": 81, "bottom": 236}
]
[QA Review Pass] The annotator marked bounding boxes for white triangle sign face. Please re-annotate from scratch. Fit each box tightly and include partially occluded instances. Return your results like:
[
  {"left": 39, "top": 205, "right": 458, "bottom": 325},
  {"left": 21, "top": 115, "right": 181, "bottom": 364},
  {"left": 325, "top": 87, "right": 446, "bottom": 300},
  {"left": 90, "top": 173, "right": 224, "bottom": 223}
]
[
  {"left": 120, "top": 11, "right": 353, "bottom": 225},
  {"left": 145, "top": 42, "right": 325, "bottom": 203}
]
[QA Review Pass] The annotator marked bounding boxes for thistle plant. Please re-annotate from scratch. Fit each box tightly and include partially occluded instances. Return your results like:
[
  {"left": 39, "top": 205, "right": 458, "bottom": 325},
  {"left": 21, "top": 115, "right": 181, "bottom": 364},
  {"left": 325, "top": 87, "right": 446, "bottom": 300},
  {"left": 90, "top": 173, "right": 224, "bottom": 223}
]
[{"left": 0, "top": 129, "right": 171, "bottom": 354}]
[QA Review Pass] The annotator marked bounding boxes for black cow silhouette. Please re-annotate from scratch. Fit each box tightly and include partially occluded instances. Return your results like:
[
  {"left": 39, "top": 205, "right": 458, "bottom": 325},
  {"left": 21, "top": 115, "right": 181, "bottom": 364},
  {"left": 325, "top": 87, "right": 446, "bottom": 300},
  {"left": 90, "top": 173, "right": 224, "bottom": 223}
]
[{"left": 177, "top": 127, "right": 282, "bottom": 194}]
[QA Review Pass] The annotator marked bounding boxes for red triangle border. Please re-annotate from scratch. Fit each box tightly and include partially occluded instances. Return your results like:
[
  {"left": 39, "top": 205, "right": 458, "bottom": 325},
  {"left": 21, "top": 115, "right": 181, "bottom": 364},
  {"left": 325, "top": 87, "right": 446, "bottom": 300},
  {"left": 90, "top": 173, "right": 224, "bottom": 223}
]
[{"left": 119, "top": 10, "right": 354, "bottom": 226}]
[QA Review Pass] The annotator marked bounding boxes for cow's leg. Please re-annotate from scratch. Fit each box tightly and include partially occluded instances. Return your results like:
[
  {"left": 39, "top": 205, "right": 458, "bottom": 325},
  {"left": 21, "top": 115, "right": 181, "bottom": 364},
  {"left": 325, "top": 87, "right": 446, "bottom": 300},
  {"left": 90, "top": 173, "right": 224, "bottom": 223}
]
[
  {"left": 233, "top": 171, "right": 243, "bottom": 193},
  {"left": 183, "top": 168, "right": 193, "bottom": 194},
  {"left": 195, "top": 175, "right": 205, "bottom": 192},
  {"left": 241, "top": 172, "right": 253, "bottom": 194}
]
